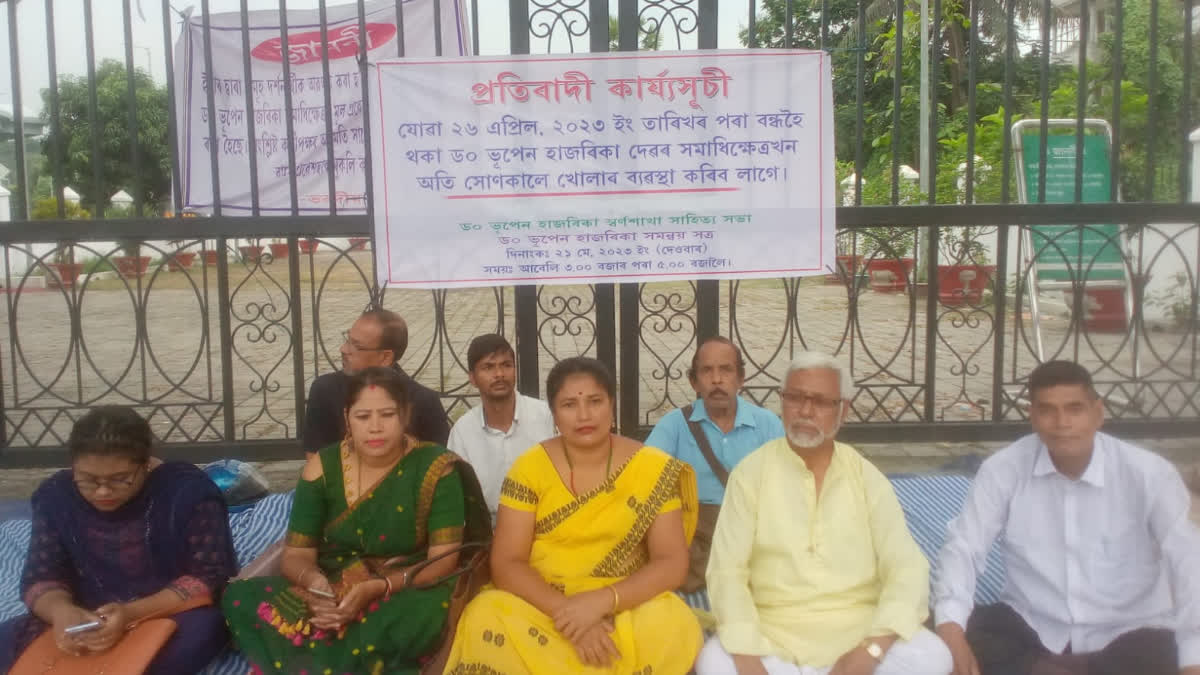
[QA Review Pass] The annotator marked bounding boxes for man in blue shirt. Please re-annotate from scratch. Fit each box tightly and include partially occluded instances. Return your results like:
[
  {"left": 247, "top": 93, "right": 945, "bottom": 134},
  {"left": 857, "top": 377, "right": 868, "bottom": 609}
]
[{"left": 646, "top": 336, "right": 784, "bottom": 591}]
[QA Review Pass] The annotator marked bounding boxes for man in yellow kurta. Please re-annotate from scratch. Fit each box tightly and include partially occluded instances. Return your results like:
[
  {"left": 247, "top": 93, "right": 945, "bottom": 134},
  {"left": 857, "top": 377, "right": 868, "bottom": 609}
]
[{"left": 697, "top": 352, "right": 952, "bottom": 675}]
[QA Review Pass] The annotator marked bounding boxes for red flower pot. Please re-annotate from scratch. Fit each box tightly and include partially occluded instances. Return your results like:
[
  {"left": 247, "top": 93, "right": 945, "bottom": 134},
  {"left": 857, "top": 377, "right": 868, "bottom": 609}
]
[
  {"left": 827, "top": 254, "right": 864, "bottom": 285},
  {"left": 937, "top": 264, "right": 997, "bottom": 306},
  {"left": 268, "top": 243, "right": 290, "bottom": 260},
  {"left": 114, "top": 256, "right": 151, "bottom": 278},
  {"left": 298, "top": 239, "right": 319, "bottom": 254},
  {"left": 166, "top": 251, "right": 197, "bottom": 272},
  {"left": 203, "top": 250, "right": 221, "bottom": 266},
  {"left": 865, "top": 258, "right": 915, "bottom": 293},
  {"left": 46, "top": 262, "right": 84, "bottom": 288},
  {"left": 240, "top": 245, "right": 265, "bottom": 263},
  {"left": 837, "top": 254, "right": 862, "bottom": 278},
  {"left": 348, "top": 237, "right": 370, "bottom": 251},
  {"left": 1080, "top": 288, "right": 1128, "bottom": 333}
]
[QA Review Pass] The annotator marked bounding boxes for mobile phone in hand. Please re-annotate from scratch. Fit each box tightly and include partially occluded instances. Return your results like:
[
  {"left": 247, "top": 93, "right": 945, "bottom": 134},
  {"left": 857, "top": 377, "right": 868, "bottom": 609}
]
[{"left": 64, "top": 620, "right": 103, "bottom": 635}]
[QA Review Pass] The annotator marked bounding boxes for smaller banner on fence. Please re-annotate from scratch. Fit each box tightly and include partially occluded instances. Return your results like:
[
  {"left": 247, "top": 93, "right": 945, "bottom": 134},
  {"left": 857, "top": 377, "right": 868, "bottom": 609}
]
[
  {"left": 1020, "top": 133, "right": 1124, "bottom": 283},
  {"left": 368, "top": 50, "right": 835, "bottom": 288},
  {"left": 173, "top": 0, "right": 470, "bottom": 215}
]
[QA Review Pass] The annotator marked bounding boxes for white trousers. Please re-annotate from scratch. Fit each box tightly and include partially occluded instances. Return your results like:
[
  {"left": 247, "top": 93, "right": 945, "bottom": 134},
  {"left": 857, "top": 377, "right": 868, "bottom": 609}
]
[{"left": 695, "top": 628, "right": 953, "bottom": 675}]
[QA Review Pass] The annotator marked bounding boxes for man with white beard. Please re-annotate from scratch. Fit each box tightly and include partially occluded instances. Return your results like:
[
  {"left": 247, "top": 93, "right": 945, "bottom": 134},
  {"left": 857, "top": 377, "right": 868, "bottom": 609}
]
[{"left": 697, "top": 352, "right": 952, "bottom": 675}]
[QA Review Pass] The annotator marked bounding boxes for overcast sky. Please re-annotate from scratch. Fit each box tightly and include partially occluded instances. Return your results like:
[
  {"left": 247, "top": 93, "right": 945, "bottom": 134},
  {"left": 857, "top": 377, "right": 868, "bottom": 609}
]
[{"left": 0, "top": 0, "right": 755, "bottom": 116}]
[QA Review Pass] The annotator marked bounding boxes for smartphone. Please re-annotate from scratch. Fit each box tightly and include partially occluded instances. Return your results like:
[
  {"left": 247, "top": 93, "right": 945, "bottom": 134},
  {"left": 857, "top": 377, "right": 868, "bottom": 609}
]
[
  {"left": 64, "top": 620, "right": 103, "bottom": 635},
  {"left": 307, "top": 587, "right": 336, "bottom": 599}
]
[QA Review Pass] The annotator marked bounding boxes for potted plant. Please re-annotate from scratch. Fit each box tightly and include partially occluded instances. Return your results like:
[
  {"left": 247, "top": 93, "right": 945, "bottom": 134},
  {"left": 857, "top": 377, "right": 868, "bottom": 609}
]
[
  {"left": 114, "top": 238, "right": 151, "bottom": 278},
  {"left": 348, "top": 236, "right": 370, "bottom": 251},
  {"left": 937, "top": 226, "right": 996, "bottom": 306},
  {"left": 166, "top": 240, "right": 197, "bottom": 272},
  {"left": 863, "top": 227, "right": 916, "bottom": 293},
  {"left": 298, "top": 237, "right": 320, "bottom": 255},
  {"left": 856, "top": 166, "right": 923, "bottom": 293},
  {"left": 1147, "top": 272, "right": 1197, "bottom": 331},
  {"left": 825, "top": 238, "right": 862, "bottom": 286},
  {"left": 47, "top": 244, "right": 84, "bottom": 288},
  {"left": 239, "top": 238, "right": 265, "bottom": 264},
  {"left": 267, "top": 237, "right": 290, "bottom": 260},
  {"left": 202, "top": 246, "right": 222, "bottom": 266},
  {"left": 31, "top": 197, "right": 88, "bottom": 288},
  {"left": 836, "top": 252, "right": 863, "bottom": 285}
]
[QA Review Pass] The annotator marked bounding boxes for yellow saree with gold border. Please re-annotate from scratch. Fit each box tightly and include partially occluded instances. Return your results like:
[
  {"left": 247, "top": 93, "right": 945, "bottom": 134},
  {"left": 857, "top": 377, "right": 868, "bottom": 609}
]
[{"left": 443, "top": 445, "right": 703, "bottom": 674}]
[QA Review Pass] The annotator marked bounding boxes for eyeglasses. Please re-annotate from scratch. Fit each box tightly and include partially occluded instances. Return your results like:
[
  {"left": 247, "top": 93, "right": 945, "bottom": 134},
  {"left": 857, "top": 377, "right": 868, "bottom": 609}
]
[
  {"left": 342, "top": 331, "right": 385, "bottom": 353},
  {"left": 779, "top": 390, "right": 842, "bottom": 412},
  {"left": 73, "top": 464, "right": 145, "bottom": 493}
]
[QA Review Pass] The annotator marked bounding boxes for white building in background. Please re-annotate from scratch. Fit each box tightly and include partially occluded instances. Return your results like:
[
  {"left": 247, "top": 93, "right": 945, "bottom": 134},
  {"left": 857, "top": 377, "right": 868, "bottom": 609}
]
[
  {"left": 110, "top": 190, "right": 133, "bottom": 208},
  {"left": 1049, "top": 0, "right": 1109, "bottom": 65},
  {"left": 1051, "top": 0, "right": 1200, "bottom": 64}
]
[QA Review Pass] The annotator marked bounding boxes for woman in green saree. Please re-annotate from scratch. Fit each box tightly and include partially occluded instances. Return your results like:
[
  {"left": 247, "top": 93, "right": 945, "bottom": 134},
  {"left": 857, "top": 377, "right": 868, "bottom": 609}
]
[{"left": 222, "top": 366, "right": 490, "bottom": 675}]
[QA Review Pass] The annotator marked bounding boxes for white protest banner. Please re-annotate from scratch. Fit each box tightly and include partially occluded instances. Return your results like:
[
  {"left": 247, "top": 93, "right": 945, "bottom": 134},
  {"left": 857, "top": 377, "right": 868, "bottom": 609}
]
[
  {"left": 368, "top": 50, "right": 834, "bottom": 289},
  {"left": 173, "top": 0, "right": 470, "bottom": 214}
]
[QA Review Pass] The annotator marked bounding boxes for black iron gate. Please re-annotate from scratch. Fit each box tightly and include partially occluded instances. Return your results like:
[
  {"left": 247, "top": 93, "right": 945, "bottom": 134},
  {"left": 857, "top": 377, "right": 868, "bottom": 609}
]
[{"left": 0, "top": 0, "right": 1196, "bottom": 465}]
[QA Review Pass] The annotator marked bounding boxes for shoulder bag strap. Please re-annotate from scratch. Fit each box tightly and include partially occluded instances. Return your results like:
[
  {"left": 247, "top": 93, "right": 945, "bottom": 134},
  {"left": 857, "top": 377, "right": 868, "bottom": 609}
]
[{"left": 681, "top": 404, "right": 729, "bottom": 487}]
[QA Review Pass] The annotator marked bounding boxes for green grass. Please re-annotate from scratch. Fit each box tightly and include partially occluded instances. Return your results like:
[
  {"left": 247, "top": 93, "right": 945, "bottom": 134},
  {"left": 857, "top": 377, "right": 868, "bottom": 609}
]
[{"left": 81, "top": 258, "right": 116, "bottom": 274}]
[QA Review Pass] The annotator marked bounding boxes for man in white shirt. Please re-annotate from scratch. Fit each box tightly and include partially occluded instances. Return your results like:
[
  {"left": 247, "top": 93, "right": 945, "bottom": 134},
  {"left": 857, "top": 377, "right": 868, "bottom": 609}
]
[
  {"left": 447, "top": 334, "right": 555, "bottom": 520},
  {"left": 933, "top": 360, "right": 1200, "bottom": 675}
]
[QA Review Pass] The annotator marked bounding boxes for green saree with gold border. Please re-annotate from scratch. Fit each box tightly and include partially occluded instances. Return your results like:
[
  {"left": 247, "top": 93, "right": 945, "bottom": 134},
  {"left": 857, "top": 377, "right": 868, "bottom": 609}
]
[{"left": 222, "top": 442, "right": 490, "bottom": 675}]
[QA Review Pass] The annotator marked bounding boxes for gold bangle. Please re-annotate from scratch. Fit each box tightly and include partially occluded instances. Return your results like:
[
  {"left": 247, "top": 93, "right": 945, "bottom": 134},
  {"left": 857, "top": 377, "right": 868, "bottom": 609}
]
[{"left": 609, "top": 585, "right": 620, "bottom": 613}]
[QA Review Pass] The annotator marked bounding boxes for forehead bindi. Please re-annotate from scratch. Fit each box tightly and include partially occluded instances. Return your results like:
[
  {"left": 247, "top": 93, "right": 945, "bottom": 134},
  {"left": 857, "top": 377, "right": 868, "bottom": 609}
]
[
  {"left": 556, "top": 374, "right": 607, "bottom": 401},
  {"left": 351, "top": 404, "right": 398, "bottom": 415},
  {"left": 352, "top": 386, "right": 403, "bottom": 410}
]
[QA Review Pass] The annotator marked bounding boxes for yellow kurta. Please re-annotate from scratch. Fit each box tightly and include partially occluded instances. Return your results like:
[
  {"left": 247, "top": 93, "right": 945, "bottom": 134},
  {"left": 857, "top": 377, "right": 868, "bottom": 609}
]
[
  {"left": 443, "top": 445, "right": 704, "bottom": 674},
  {"left": 707, "top": 439, "right": 929, "bottom": 667}
]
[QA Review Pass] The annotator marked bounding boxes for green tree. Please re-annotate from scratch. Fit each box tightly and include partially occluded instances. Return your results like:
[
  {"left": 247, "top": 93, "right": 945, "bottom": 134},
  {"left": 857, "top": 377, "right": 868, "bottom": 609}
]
[
  {"left": 1090, "top": 0, "right": 1194, "bottom": 201},
  {"left": 608, "top": 15, "right": 663, "bottom": 51},
  {"left": 39, "top": 59, "right": 170, "bottom": 213},
  {"left": 32, "top": 197, "right": 91, "bottom": 265}
]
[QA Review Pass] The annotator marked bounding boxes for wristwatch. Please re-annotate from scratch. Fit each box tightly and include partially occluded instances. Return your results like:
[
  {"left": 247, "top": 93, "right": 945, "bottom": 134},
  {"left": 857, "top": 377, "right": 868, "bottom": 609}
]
[{"left": 862, "top": 640, "right": 884, "bottom": 661}]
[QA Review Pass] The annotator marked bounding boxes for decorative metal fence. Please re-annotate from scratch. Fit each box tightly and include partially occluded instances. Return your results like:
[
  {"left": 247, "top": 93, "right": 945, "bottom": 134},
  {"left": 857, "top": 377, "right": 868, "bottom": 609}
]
[{"left": 0, "top": 0, "right": 1196, "bottom": 465}]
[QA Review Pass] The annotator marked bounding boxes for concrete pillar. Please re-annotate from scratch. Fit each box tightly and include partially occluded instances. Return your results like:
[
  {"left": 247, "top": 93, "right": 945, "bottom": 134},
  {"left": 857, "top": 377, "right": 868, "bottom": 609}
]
[{"left": 0, "top": 184, "right": 23, "bottom": 285}]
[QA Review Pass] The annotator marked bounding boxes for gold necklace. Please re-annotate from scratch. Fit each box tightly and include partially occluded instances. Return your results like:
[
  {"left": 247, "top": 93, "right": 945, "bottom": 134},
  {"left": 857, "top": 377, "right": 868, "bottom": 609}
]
[{"left": 563, "top": 435, "right": 613, "bottom": 495}]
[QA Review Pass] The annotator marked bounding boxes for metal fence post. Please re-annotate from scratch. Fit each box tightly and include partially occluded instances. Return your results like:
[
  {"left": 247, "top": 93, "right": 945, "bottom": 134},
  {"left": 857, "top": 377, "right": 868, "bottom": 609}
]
[
  {"left": 694, "top": 0, "right": 720, "bottom": 342},
  {"left": 509, "top": 0, "right": 540, "bottom": 397}
]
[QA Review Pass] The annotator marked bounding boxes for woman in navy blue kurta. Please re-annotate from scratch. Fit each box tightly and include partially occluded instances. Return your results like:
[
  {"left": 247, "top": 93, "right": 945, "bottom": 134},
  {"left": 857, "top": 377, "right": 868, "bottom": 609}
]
[{"left": 0, "top": 406, "right": 238, "bottom": 674}]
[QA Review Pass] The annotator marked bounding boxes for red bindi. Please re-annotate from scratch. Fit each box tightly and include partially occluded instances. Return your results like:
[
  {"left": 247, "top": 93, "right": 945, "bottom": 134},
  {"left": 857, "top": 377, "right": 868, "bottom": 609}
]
[{"left": 368, "top": 384, "right": 377, "bottom": 390}]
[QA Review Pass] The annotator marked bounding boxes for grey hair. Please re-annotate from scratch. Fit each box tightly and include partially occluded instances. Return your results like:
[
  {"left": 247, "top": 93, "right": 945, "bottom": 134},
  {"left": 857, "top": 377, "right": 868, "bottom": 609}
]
[{"left": 783, "top": 352, "right": 854, "bottom": 401}]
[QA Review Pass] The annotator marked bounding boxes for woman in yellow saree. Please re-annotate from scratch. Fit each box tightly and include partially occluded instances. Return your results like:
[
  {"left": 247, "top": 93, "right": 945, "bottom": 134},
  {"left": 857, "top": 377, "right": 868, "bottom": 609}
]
[{"left": 444, "top": 356, "right": 703, "bottom": 674}]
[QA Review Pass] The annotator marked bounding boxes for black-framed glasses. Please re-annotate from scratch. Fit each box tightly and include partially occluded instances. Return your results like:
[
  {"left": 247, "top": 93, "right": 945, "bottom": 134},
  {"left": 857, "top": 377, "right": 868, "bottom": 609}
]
[
  {"left": 342, "top": 330, "right": 385, "bottom": 353},
  {"left": 73, "top": 464, "right": 145, "bottom": 493},
  {"left": 779, "top": 390, "right": 842, "bottom": 412}
]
